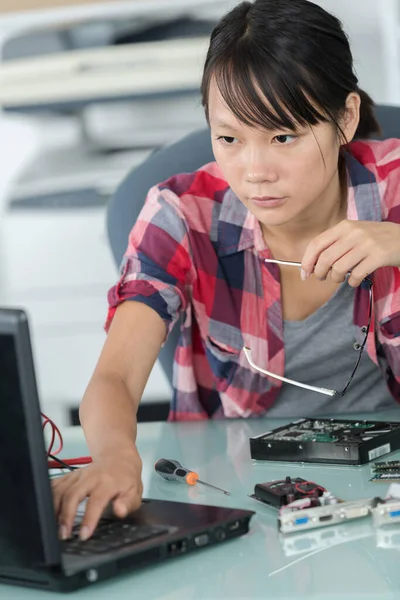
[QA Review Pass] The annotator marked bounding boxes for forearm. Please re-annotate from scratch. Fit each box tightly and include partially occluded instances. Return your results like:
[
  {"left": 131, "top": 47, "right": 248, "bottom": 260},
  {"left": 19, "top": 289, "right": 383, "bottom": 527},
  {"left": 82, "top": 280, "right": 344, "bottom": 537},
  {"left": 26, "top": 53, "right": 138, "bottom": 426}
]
[{"left": 79, "top": 372, "right": 140, "bottom": 459}]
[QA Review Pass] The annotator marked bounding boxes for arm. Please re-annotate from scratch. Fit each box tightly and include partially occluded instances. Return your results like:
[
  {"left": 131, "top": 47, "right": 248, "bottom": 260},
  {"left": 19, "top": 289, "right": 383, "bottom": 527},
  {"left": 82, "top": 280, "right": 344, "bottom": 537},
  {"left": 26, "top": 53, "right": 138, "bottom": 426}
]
[
  {"left": 52, "top": 300, "right": 166, "bottom": 540},
  {"left": 80, "top": 300, "right": 166, "bottom": 458},
  {"left": 54, "top": 181, "right": 193, "bottom": 540}
]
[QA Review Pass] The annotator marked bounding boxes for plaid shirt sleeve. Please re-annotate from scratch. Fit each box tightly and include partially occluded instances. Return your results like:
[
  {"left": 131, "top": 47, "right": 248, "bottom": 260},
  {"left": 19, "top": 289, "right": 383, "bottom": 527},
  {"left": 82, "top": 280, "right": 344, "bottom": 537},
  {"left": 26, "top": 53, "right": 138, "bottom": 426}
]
[{"left": 105, "top": 183, "right": 194, "bottom": 337}]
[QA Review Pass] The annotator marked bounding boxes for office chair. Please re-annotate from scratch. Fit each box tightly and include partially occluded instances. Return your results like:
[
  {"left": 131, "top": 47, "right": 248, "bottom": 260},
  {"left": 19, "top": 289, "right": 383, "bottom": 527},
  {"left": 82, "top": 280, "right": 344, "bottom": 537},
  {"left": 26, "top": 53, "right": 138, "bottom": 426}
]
[{"left": 106, "top": 103, "right": 400, "bottom": 387}]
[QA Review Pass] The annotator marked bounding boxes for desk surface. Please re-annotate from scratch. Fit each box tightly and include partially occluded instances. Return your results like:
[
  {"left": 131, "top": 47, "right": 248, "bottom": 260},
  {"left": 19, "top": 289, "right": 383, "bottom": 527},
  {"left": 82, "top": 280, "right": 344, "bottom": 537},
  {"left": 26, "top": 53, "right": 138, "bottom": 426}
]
[{"left": 6, "top": 409, "right": 400, "bottom": 600}]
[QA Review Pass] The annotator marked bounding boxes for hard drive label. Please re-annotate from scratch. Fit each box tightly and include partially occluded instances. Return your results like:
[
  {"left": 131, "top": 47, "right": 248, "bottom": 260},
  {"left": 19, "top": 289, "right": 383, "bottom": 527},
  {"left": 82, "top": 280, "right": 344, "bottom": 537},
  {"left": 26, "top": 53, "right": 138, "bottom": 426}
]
[{"left": 368, "top": 444, "right": 391, "bottom": 461}]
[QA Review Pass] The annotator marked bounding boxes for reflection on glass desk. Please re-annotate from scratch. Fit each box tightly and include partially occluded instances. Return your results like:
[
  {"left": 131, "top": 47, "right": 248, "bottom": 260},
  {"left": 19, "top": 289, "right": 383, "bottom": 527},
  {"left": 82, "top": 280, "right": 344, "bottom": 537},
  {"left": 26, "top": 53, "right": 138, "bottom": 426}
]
[{"left": 8, "top": 408, "right": 400, "bottom": 599}]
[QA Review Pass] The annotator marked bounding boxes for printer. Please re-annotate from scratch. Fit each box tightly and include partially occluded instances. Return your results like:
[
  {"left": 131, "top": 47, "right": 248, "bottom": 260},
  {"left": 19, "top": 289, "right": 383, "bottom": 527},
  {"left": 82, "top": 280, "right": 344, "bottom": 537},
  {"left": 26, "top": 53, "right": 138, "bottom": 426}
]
[
  {"left": 1, "top": 144, "right": 172, "bottom": 425},
  {"left": 0, "top": 10, "right": 218, "bottom": 424}
]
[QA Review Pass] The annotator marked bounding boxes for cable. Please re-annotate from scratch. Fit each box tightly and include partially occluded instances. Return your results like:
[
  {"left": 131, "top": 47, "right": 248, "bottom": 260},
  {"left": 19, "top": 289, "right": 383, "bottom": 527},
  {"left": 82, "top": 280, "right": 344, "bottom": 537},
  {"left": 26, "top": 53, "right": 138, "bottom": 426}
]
[
  {"left": 47, "top": 456, "right": 92, "bottom": 469},
  {"left": 42, "top": 413, "right": 92, "bottom": 469},
  {"left": 48, "top": 453, "right": 78, "bottom": 471},
  {"left": 41, "top": 412, "right": 63, "bottom": 455}
]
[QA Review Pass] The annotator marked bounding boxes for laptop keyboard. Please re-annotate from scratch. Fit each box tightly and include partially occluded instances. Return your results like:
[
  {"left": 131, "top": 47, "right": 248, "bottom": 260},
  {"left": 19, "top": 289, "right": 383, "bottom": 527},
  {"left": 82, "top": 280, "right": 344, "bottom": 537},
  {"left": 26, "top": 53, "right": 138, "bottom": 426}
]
[{"left": 63, "top": 519, "right": 169, "bottom": 556}]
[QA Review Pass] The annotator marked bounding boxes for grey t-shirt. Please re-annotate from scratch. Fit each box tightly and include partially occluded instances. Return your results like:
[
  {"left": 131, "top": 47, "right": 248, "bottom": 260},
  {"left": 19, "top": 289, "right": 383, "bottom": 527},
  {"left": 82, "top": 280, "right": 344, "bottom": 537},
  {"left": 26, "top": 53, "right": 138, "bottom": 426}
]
[{"left": 267, "top": 279, "right": 395, "bottom": 418}]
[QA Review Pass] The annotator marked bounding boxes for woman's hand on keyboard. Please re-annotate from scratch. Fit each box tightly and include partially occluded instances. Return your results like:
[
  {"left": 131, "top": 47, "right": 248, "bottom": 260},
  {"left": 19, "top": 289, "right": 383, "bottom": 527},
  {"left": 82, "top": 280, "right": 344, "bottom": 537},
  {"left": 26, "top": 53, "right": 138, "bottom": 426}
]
[{"left": 52, "top": 445, "right": 143, "bottom": 541}]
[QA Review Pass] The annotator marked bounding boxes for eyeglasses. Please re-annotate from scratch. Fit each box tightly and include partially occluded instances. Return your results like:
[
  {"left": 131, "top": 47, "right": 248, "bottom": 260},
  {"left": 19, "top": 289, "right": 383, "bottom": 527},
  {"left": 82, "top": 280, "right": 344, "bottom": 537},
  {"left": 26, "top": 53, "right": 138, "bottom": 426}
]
[{"left": 243, "top": 259, "right": 373, "bottom": 398}]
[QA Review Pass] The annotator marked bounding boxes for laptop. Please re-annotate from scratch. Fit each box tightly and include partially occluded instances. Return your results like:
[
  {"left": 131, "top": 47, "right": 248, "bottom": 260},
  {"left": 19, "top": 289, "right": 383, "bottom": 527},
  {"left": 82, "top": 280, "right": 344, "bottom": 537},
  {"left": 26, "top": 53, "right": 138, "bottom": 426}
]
[{"left": 0, "top": 308, "right": 254, "bottom": 592}]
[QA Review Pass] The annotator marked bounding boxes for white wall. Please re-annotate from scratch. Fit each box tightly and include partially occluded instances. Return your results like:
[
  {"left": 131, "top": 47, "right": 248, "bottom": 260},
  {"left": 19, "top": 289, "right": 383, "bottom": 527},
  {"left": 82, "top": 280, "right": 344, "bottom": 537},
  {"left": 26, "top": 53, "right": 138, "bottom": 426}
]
[{"left": 317, "top": 0, "right": 400, "bottom": 104}]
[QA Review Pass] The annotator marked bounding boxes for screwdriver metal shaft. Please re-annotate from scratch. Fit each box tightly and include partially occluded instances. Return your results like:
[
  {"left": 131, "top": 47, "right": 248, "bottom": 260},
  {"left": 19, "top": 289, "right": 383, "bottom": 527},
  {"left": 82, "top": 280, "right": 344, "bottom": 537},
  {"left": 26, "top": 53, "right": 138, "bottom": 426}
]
[{"left": 197, "top": 479, "right": 230, "bottom": 496}]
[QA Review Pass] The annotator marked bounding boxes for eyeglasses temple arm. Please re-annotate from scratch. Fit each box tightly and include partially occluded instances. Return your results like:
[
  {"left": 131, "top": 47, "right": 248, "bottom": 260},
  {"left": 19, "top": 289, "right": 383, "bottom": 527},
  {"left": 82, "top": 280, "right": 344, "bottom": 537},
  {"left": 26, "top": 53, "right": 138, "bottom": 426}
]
[{"left": 243, "top": 347, "right": 338, "bottom": 397}]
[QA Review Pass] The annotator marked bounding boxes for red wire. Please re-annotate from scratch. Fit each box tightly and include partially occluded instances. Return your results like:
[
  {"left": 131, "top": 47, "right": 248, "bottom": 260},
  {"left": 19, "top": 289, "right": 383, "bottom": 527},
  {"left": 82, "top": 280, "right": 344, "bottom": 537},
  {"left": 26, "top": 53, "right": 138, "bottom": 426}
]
[
  {"left": 48, "top": 456, "right": 92, "bottom": 469},
  {"left": 43, "top": 418, "right": 60, "bottom": 456},
  {"left": 41, "top": 412, "right": 63, "bottom": 455},
  {"left": 41, "top": 412, "right": 92, "bottom": 469},
  {"left": 42, "top": 418, "right": 55, "bottom": 454}
]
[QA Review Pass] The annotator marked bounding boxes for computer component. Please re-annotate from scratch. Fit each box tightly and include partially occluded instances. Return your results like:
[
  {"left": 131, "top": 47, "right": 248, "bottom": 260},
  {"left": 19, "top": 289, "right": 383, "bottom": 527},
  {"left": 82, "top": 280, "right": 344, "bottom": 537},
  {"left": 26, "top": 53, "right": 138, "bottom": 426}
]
[
  {"left": 0, "top": 308, "right": 255, "bottom": 591},
  {"left": 370, "top": 473, "right": 400, "bottom": 483},
  {"left": 250, "top": 418, "right": 400, "bottom": 465},
  {"left": 371, "top": 499, "right": 400, "bottom": 527},
  {"left": 278, "top": 497, "right": 375, "bottom": 534},
  {"left": 250, "top": 476, "right": 326, "bottom": 509},
  {"left": 371, "top": 483, "right": 400, "bottom": 527},
  {"left": 372, "top": 459, "right": 400, "bottom": 473}
]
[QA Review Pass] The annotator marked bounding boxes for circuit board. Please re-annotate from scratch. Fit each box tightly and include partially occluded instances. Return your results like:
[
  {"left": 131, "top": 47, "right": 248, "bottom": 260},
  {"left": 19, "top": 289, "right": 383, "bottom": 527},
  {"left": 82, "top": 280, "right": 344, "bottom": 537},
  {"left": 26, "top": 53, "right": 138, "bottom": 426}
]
[
  {"left": 372, "top": 460, "right": 400, "bottom": 473},
  {"left": 262, "top": 419, "right": 377, "bottom": 443},
  {"left": 279, "top": 497, "right": 374, "bottom": 534},
  {"left": 251, "top": 476, "right": 326, "bottom": 508},
  {"left": 250, "top": 418, "right": 400, "bottom": 465},
  {"left": 369, "top": 459, "right": 400, "bottom": 482},
  {"left": 370, "top": 473, "right": 400, "bottom": 483}
]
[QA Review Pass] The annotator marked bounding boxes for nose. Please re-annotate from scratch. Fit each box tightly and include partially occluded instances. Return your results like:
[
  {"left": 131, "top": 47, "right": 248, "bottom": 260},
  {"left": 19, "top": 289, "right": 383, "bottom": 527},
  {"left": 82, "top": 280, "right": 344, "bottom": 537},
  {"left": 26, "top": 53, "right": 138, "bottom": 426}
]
[
  {"left": 246, "top": 169, "right": 279, "bottom": 184},
  {"left": 245, "top": 150, "right": 279, "bottom": 184}
]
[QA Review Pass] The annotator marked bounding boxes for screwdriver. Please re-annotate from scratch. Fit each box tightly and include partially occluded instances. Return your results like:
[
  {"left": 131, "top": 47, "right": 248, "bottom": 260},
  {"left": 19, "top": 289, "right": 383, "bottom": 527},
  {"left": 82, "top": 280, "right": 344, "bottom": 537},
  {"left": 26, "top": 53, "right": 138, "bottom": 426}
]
[{"left": 154, "top": 458, "right": 230, "bottom": 496}]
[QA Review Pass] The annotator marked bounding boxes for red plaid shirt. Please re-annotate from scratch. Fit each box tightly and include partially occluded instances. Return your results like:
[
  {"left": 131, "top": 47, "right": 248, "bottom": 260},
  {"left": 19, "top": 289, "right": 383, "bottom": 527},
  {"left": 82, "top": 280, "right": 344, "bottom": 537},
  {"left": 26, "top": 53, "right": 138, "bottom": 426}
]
[{"left": 107, "top": 139, "right": 400, "bottom": 420}]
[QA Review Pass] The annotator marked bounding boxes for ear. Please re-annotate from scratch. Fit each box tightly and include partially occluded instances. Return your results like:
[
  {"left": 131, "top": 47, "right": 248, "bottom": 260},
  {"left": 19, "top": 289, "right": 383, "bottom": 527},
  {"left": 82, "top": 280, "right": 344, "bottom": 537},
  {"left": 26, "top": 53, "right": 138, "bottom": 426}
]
[{"left": 340, "top": 92, "right": 361, "bottom": 144}]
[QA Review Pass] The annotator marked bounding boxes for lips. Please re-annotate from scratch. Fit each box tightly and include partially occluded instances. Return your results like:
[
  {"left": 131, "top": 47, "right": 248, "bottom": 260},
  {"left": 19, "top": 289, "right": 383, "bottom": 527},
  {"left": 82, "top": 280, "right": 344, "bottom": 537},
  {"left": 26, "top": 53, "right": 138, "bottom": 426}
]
[
  {"left": 251, "top": 196, "right": 282, "bottom": 201},
  {"left": 249, "top": 196, "right": 286, "bottom": 208}
]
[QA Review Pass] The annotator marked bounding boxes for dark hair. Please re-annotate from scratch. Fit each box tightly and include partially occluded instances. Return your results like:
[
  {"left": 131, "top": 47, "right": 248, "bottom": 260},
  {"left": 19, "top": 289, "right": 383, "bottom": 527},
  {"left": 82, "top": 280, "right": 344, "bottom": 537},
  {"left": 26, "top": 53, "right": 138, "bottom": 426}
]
[{"left": 201, "top": 0, "right": 381, "bottom": 141}]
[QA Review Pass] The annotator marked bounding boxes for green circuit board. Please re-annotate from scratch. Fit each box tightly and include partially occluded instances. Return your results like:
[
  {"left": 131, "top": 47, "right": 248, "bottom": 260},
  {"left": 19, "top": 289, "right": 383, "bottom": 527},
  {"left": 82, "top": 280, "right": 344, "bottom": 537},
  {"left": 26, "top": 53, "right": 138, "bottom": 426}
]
[{"left": 262, "top": 418, "right": 394, "bottom": 445}]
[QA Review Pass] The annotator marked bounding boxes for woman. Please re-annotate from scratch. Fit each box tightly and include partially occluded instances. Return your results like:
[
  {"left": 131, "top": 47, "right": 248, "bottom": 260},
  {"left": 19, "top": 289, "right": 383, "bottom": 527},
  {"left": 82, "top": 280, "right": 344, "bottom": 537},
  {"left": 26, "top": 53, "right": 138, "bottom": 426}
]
[{"left": 53, "top": 0, "right": 400, "bottom": 541}]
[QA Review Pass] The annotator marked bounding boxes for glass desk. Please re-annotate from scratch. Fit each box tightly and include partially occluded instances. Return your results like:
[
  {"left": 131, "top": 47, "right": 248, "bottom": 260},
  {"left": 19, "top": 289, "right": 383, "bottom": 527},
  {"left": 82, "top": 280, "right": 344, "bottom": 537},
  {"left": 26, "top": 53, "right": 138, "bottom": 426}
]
[{"left": 5, "top": 409, "right": 400, "bottom": 599}]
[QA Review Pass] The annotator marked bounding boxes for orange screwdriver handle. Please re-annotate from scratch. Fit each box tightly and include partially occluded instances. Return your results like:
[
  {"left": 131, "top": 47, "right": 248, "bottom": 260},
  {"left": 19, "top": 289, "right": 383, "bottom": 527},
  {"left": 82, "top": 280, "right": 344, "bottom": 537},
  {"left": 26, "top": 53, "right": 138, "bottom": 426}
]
[
  {"left": 185, "top": 471, "right": 199, "bottom": 486},
  {"left": 154, "top": 458, "right": 195, "bottom": 484}
]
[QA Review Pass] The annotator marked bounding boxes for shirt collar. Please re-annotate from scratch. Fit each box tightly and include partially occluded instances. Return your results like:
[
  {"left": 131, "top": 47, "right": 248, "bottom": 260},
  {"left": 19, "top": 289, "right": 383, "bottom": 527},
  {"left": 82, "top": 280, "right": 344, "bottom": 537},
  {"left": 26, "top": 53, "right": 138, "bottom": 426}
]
[
  {"left": 216, "top": 187, "right": 258, "bottom": 257},
  {"left": 216, "top": 149, "right": 382, "bottom": 257}
]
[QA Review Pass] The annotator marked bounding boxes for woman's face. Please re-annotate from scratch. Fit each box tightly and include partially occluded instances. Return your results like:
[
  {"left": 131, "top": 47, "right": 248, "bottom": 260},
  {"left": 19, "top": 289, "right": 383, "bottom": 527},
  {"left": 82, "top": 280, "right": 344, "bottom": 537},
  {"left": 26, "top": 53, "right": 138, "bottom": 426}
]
[{"left": 208, "top": 77, "right": 360, "bottom": 231}]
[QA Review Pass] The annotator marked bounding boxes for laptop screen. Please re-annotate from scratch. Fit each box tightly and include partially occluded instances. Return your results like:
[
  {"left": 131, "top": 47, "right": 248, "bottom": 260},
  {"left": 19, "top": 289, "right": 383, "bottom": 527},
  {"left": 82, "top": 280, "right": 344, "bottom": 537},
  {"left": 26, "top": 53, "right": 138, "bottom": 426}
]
[{"left": 0, "top": 311, "right": 60, "bottom": 570}]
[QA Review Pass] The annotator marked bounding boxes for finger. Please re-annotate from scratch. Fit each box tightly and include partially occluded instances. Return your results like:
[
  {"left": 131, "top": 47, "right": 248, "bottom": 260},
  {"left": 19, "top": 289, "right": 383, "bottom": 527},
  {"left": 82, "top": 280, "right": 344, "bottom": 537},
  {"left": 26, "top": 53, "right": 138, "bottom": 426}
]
[
  {"left": 312, "top": 237, "right": 355, "bottom": 281},
  {"left": 51, "top": 472, "right": 79, "bottom": 518},
  {"left": 58, "top": 478, "right": 96, "bottom": 539},
  {"left": 79, "top": 485, "right": 117, "bottom": 540},
  {"left": 326, "top": 269, "right": 346, "bottom": 284},
  {"left": 327, "top": 247, "right": 367, "bottom": 283},
  {"left": 347, "top": 259, "right": 373, "bottom": 287},
  {"left": 302, "top": 222, "right": 346, "bottom": 276},
  {"left": 112, "top": 481, "right": 143, "bottom": 518}
]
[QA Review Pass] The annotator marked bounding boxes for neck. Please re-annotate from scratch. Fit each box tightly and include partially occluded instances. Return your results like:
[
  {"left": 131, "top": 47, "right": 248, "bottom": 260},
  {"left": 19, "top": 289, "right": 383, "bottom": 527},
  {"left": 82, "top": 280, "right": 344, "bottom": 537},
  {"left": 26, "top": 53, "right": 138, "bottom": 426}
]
[{"left": 262, "top": 159, "right": 347, "bottom": 252}]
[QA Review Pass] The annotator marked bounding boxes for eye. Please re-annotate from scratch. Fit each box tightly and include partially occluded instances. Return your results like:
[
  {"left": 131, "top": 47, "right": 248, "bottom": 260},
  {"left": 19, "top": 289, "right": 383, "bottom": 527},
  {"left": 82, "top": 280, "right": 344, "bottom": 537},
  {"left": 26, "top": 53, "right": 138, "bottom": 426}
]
[
  {"left": 274, "top": 134, "right": 297, "bottom": 145},
  {"left": 216, "top": 136, "right": 238, "bottom": 145}
]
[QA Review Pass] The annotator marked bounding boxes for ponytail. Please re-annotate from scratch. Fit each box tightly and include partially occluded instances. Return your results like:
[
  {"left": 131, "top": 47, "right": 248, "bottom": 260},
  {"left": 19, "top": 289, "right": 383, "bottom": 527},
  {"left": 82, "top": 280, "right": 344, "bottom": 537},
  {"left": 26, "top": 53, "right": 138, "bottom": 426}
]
[{"left": 355, "top": 89, "right": 382, "bottom": 139}]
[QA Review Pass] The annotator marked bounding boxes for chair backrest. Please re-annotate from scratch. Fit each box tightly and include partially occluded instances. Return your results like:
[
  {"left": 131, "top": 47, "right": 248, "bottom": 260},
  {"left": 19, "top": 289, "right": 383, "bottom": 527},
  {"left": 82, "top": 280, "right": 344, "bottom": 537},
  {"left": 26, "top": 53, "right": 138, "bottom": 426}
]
[
  {"left": 374, "top": 104, "right": 400, "bottom": 140},
  {"left": 106, "top": 104, "right": 400, "bottom": 386}
]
